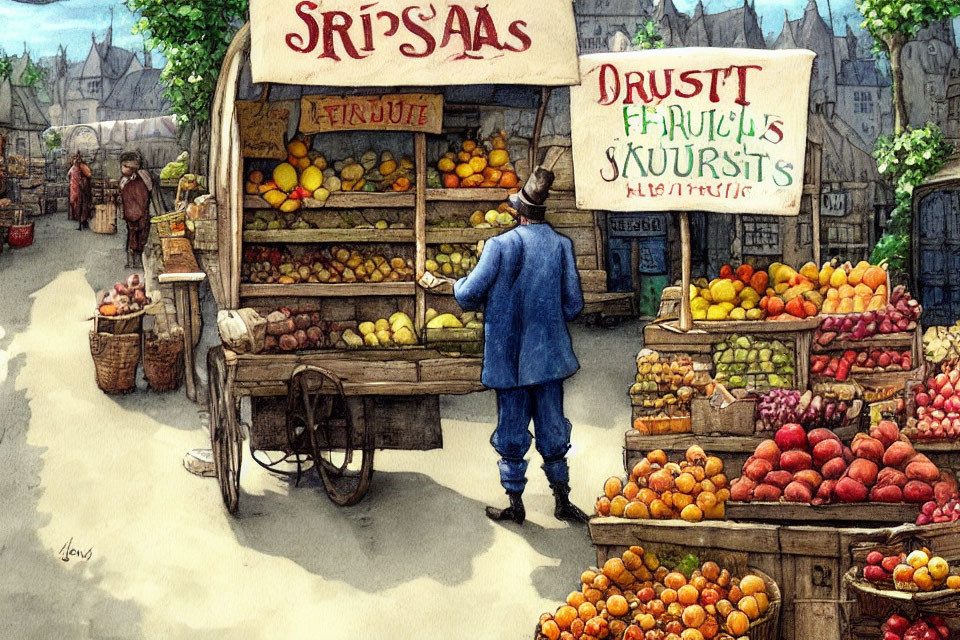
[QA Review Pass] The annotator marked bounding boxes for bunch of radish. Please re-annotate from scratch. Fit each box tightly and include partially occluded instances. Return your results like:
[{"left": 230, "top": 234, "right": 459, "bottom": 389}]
[
  {"left": 882, "top": 614, "right": 951, "bottom": 640},
  {"left": 816, "top": 285, "right": 921, "bottom": 346},
  {"left": 811, "top": 349, "right": 913, "bottom": 380},
  {"left": 911, "top": 363, "right": 960, "bottom": 441},
  {"left": 755, "top": 389, "right": 851, "bottom": 431},
  {"left": 918, "top": 498, "right": 960, "bottom": 525},
  {"left": 730, "top": 421, "right": 958, "bottom": 505}
]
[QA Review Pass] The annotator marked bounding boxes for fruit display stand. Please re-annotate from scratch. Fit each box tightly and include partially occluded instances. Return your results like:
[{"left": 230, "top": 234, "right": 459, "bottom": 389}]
[
  {"left": 588, "top": 516, "right": 960, "bottom": 640},
  {"left": 201, "top": 21, "right": 578, "bottom": 514}
]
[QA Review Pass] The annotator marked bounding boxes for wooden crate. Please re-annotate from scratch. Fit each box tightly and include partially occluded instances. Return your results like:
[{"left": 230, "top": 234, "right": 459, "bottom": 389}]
[
  {"left": 725, "top": 501, "right": 922, "bottom": 526},
  {"left": 690, "top": 396, "right": 757, "bottom": 436}
]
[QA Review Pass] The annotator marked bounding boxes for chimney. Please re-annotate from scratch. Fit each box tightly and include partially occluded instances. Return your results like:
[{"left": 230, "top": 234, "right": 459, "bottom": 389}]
[{"left": 143, "top": 45, "right": 152, "bottom": 70}]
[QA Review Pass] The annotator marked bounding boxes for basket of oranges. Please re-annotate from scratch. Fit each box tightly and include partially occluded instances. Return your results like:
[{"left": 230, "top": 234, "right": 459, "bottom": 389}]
[{"left": 845, "top": 547, "right": 960, "bottom": 619}]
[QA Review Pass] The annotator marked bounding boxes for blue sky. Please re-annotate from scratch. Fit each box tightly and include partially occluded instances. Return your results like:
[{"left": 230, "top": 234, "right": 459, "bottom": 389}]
[{"left": 0, "top": 0, "right": 956, "bottom": 61}]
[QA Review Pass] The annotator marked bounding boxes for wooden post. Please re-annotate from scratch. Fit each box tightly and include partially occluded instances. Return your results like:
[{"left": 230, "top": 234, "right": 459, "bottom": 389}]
[
  {"left": 679, "top": 212, "right": 692, "bottom": 331},
  {"left": 414, "top": 132, "right": 427, "bottom": 334},
  {"left": 529, "top": 87, "right": 552, "bottom": 173},
  {"left": 811, "top": 143, "right": 823, "bottom": 267}
]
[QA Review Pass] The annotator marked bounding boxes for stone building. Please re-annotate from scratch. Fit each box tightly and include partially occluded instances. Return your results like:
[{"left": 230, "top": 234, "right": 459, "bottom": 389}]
[{"left": 900, "top": 20, "right": 959, "bottom": 129}]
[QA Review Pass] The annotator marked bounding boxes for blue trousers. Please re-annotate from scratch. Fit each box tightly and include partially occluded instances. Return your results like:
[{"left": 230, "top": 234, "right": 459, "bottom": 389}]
[{"left": 492, "top": 380, "right": 572, "bottom": 494}]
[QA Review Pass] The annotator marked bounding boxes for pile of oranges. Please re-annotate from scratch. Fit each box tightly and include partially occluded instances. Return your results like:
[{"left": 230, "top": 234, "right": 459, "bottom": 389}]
[
  {"left": 596, "top": 447, "right": 729, "bottom": 523},
  {"left": 436, "top": 132, "right": 519, "bottom": 189},
  {"left": 535, "top": 547, "right": 773, "bottom": 640}
]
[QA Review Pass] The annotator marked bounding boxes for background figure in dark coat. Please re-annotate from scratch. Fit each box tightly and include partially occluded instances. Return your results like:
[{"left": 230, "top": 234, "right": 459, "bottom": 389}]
[
  {"left": 68, "top": 152, "right": 93, "bottom": 230},
  {"left": 119, "top": 152, "right": 152, "bottom": 268},
  {"left": 454, "top": 167, "right": 589, "bottom": 525}
]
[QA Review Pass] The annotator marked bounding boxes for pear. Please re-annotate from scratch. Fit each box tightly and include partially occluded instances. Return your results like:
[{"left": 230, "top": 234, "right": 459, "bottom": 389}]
[{"left": 425, "top": 308, "right": 439, "bottom": 323}]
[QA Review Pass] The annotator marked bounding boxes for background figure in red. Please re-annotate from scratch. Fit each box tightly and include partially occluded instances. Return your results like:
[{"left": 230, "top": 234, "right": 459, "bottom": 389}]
[
  {"left": 119, "top": 152, "right": 153, "bottom": 268},
  {"left": 68, "top": 152, "right": 93, "bottom": 231}
]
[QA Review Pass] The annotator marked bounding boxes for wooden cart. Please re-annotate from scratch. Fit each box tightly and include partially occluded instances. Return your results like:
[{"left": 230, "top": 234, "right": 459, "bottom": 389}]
[{"left": 203, "top": 22, "right": 575, "bottom": 512}]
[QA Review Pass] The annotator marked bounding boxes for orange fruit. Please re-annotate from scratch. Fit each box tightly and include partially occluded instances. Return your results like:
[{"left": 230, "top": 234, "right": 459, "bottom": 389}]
[
  {"left": 710, "top": 473, "right": 728, "bottom": 489},
  {"left": 622, "top": 482, "right": 640, "bottom": 501},
  {"left": 578, "top": 602, "right": 598, "bottom": 621},
  {"left": 672, "top": 492, "right": 695, "bottom": 511},
  {"left": 462, "top": 140, "right": 477, "bottom": 152},
  {"left": 596, "top": 497, "right": 611, "bottom": 516},
  {"left": 442, "top": 173, "right": 460, "bottom": 188},
  {"left": 928, "top": 557, "right": 949, "bottom": 581},
  {"left": 624, "top": 501, "right": 650, "bottom": 520},
  {"left": 592, "top": 574, "right": 611, "bottom": 591},
  {"left": 541, "top": 620, "right": 560, "bottom": 640},
  {"left": 455, "top": 163, "right": 475, "bottom": 179},
  {"left": 482, "top": 167, "right": 503, "bottom": 182},
  {"left": 636, "top": 613, "right": 656, "bottom": 630},
  {"left": 682, "top": 605, "right": 707, "bottom": 629},
  {"left": 664, "top": 571, "right": 687, "bottom": 590},
  {"left": 646, "top": 599, "right": 665, "bottom": 618},
  {"left": 661, "top": 588, "right": 678, "bottom": 604},
  {"left": 681, "top": 630, "right": 704, "bottom": 640},
  {"left": 690, "top": 575, "right": 707, "bottom": 592},
  {"left": 647, "top": 450, "right": 668, "bottom": 466},
  {"left": 699, "top": 479, "right": 717, "bottom": 494},
  {"left": 584, "top": 588, "right": 602, "bottom": 604},
  {"left": 604, "top": 477, "right": 624, "bottom": 499},
  {"left": 570, "top": 618, "right": 584, "bottom": 638},
  {"left": 248, "top": 170, "right": 264, "bottom": 184},
  {"left": 603, "top": 558, "right": 626, "bottom": 580},
  {"left": 680, "top": 504, "right": 704, "bottom": 522},
  {"left": 696, "top": 491, "right": 718, "bottom": 511},
  {"left": 637, "top": 488, "right": 657, "bottom": 505},
  {"left": 755, "top": 592, "right": 769, "bottom": 614},
  {"left": 676, "top": 473, "right": 697, "bottom": 494},
  {"left": 739, "top": 574, "right": 765, "bottom": 597},
  {"left": 555, "top": 606, "right": 578, "bottom": 631},
  {"left": 677, "top": 585, "right": 700, "bottom": 606},
  {"left": 947, "top": 575, "right": 960, "bottom": 590},
  {"left": 728, "top": 586, "right": 743, "bottom": 603},
  {"left": 914, "top": 567, "right": 934, "bottom": 592},
  {"left": 607, "top": 595, "right": 629, "bottom": 617},
  {"left": 699, "top": 616, "right": 720, "bottom": 640},
  {"left": 716, "top": 599, "right": 734, "bottom": 618},
  {"left": 726, "top": 611, "right": 749, "bottom": 636},
  {"left": 457, "top": 151, "right": 472, "bottom": 163},
  {"left": 701, "top": 562, "right": 720, "bottom": 583},
  {"left": 437, "top": 157, "right": 456, "bottom": 173},
  {"left": 610, "top": 496, "right": 628, "bottom": 517},
  {"left": 704, "top": 456, "right": 723, "bottom": 476},
  {"left": 581, "top": 570, "right": 597, "bottom": 585},
  {"left": 737, "top": 595, "right": 759, "bottom": 620},
  {"left": 567, "top": 591, "right": 586, "bottom": 608}
]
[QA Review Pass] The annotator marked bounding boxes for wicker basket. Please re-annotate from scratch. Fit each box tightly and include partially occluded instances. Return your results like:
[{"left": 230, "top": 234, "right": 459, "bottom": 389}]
[
  {"left": 151, "top": 210, "right": 186, "bottom": 238},
  {"left": 8, "top": 222, "right": 34, "bottom": 248},
  {"left": 143, "top": 329, "right": 184, "bottom": 392},
  {"left": 748, "top": 567, "right": 782, "bottom": 640},
  {"left": 94, "top": 309, "right": 146, "bottom": 335},
  {"left": 89, "top": 331, "right": 141, "bottom": 394}
]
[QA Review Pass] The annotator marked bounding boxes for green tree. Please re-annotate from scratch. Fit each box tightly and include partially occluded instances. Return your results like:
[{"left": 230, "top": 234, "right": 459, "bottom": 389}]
[
  {"left": 125, "top": 0, "right": 248, "bottom": 173},
  {"left": 0, "top": 53, "right": 12, "bottom": 82},
  {"left": 633, "top": 20, "right": 665, "bottom": 49},
  {"left": 856, "top": 0, "right": 960, "bottom": 132},
  {"left": 19, "top": 58, "right": 47, "bottom": 89}
]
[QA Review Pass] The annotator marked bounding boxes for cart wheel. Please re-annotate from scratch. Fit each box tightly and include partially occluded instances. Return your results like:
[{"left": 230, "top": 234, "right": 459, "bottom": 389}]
[
  {"left": 287, "top": 366, "right": 374, "bottom": 506},
  {"left": 208, "top": 348, "right": 242, "bottom": 514}
]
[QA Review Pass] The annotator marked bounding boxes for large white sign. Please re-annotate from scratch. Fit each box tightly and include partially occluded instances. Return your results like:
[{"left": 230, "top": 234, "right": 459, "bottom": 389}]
[
  {"left": 570, "top": 48, "right": 815, "bottom": 215},
  {"left": 249, "top": 0, "right": 580, "bottom": 87}
]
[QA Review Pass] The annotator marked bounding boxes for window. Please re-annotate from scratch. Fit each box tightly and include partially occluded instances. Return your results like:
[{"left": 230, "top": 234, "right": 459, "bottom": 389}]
[
  {"left": 854, "top": 90, "right": 873, "bottom": 114},
  {"left": 76, "top": 108, "right": 88, "bottom": 122},
  {"left": 87, "top": 79, "right": 101, "bottom": 94},
  {"left": 15, "top": 138, "right": 26, "bottom": 156}
]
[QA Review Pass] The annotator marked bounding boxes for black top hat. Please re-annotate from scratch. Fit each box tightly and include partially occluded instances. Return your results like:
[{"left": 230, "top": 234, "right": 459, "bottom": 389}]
[{"left": 509, "top": 167, "right": 555, "bottom": 219}]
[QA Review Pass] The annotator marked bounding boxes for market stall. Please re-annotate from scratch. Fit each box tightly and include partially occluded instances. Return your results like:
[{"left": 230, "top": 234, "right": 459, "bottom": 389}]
[
  {"left": 549, "top": 46, "right": 960, "bottom": 640},
  {"left": 201, "top": 0, "right": 580, "bottom": 513}
]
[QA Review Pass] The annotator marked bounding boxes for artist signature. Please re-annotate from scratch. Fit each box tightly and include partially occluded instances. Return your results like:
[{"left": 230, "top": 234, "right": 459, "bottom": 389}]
[{"left": 58, "top": 537, "right": 93, "bottom": 563}]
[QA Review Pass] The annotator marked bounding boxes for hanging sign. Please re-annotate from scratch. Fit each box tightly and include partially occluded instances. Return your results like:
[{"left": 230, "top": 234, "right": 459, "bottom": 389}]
[
  {"left": 249, "top": 0, "right": 580, "bottom": 87},
  {"left": 236, "top": 100, "right": 294, "bottom": 160},
  {"left": 300, "top": 93, "right": 443, "bottom": 134},
  {"left": 570, "top": 48, "right": 815, "bottom": 215}
]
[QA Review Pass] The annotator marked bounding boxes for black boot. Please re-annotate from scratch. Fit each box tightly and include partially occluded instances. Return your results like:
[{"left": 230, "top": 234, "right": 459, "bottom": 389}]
[
  {"left": 552, "top": 483, "right": 590, "bottom": 524},
  {"left": 486, "top": 492, "right": 525, "bottom": 524},
  {"left": 77, "top": 220, "right": 83, "bottom": 231}
]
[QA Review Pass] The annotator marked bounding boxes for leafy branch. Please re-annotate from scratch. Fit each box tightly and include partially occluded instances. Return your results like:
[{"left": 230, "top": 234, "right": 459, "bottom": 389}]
[{"left": 633, "top": 20, "right": 665, "bottom": 50}]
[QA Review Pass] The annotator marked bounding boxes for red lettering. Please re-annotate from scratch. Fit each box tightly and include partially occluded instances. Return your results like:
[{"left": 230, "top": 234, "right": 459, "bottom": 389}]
[
  {"left": 369, "top": 100, "right": 385, "bottom": 124},
  {"left": 417, "top": 105, "right": 428, "bottom": 126},
  {"left": 323, "top": 105, "right": 342, "bottom": 126},
  {"left": 319, "top": 11, "right": 365, "bottom": 61},
  {"left": 601, "top": 147, "right": 619, "bottom": 182},
  {"left": 440, "top": 5, "right": 473, "bottom": 52},
  {"left": 400, "top": 6, "right": 437, "bottom": 58},
  {"left": 503, "top": 20, "right": 532, "bottom": 52},
  {"left": 624, "top": 71, "right": 648, "bottom": 105},
  {"left": 377, "top": 10, "right": 400, "bottom": 36},
  {"left": 286, "top": 1, "right": 320, "bottom": 54},
  {"left": 734, "top": 65, "right": 762, "bottom": 106},
  {"left": 472, "top": 6, "right": 503, "bottom": 51},
  {"left": 648, "top": 69, "right": 673, "bottom": 101},
  {"left": 360, "top": 5, "right": 375, "bottom": 51},
  {"left": 704, "top": 67, "right": 725, "bottom": 103},
  {"left": 349, "top": 102, "right": 366, "bottom": 124},
  {"left": 598, "top": 64, "right": 621, "bottom": 106},
  {"left": 388, "top": 101, "right": 404, "bottom": 124},
  {"left": 762, "top": 118, "right": 784, "bottom": 144},
  {"left": 675, "top": 70, "right": 703, "bottom": 99}
]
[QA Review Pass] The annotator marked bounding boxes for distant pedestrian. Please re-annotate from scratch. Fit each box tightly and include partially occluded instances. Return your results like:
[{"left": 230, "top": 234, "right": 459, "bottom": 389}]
[
  {"left": 119, "top": 152, "right": 153, "bottom": 269},
  {"left": 68, "top": 152, "right": 93, "bottom": 230}
]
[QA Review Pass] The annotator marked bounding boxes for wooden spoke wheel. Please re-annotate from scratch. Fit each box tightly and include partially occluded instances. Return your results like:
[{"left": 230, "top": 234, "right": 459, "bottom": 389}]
[
  {"left": 287, "top": 366, "right": 374, "bottom": 506},
  {"left": 208, "top": 347, "right": 242, "bottom": 514}
]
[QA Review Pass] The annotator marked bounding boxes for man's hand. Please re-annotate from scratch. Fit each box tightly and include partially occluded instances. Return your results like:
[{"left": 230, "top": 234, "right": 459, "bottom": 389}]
[{"left": 418, "top": 272, "right": 457, "bottom": 291}]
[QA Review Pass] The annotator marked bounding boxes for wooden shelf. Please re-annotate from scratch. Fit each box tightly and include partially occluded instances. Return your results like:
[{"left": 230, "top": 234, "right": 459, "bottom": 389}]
[
  {"left": 243, "top": 188, "right": 511, "bottom": 211},
  {"left": 245, "top": 193, "right": 415, "bottom": 209},
  {"left": 624, "top": 431, "right": 763, "bottom": 453},
  {"left": 426, "top": 227, "right": 507, "bottom": 243},
  {"left": 725, "top": 501, "right": 920, "bottom": 525},
  {"left": 424, "top": 188, "right": 512, "bottom": 202},
  {"left": 812, "top": 332, "right": 917, "bottom": 352},
  {"left": 239, "top": 282, "right": 416, "bottom": 298},
  {"left": 243, "top": 229, "right": 415, "bottom": 244}
]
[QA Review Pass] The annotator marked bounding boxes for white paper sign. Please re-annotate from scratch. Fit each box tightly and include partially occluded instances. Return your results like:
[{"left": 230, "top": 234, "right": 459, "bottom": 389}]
[
  {"left": 570, "top": 48, "right": 815, "bottom": 215},
  {"left": 249, "top": 0, "right": 580, "bottom": 87}
]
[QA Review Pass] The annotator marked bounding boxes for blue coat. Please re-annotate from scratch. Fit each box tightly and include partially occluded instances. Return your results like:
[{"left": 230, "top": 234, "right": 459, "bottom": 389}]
[{"left": 454, "top": 224, "right": 584, "bottom": 389}]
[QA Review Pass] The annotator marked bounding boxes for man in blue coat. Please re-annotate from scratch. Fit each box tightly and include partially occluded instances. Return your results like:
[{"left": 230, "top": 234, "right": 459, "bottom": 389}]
[{"left": 454, "top": 167, "right": 589, "bottom": 525}]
